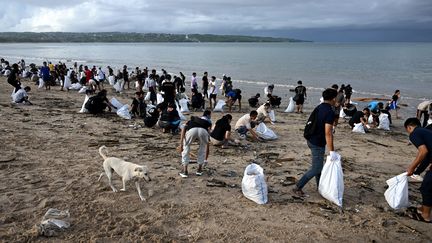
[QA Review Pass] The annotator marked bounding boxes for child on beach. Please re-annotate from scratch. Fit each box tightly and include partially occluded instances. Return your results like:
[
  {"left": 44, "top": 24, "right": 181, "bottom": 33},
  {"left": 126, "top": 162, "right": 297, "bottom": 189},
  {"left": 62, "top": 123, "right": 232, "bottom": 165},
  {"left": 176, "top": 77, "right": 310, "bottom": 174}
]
[{"left": 389, "top": 90, "right": 401, "bottom": 119}]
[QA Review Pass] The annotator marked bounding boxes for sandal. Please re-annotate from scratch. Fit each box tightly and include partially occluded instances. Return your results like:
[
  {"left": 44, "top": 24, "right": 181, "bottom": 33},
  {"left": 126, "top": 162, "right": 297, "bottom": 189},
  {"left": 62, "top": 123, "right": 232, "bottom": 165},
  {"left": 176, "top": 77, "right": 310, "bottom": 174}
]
[{"left": 409, "top": 210, "right": 431, "bottom": 223}]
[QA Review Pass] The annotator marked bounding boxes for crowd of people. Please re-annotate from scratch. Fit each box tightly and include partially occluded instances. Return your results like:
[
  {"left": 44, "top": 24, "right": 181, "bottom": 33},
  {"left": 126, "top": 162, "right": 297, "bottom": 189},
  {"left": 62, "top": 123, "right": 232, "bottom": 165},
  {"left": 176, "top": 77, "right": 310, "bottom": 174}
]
[{"left": 2, "top": 57, "right": 432, "bottom": 223}]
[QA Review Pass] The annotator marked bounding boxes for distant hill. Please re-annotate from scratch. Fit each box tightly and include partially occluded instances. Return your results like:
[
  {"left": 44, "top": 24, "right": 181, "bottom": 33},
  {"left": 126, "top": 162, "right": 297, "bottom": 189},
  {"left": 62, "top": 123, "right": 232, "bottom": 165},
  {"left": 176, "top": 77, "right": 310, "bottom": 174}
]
[{"left": 0, "top": 32, "right": 309, "bottom": 43}]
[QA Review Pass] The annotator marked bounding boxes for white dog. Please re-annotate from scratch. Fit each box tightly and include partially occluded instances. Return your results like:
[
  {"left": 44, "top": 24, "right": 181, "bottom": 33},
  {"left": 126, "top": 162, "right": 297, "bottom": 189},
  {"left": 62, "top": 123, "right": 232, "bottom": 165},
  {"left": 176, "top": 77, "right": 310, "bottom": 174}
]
[{"left": 98, "top": 146, "right": 151, "bottom": 201}]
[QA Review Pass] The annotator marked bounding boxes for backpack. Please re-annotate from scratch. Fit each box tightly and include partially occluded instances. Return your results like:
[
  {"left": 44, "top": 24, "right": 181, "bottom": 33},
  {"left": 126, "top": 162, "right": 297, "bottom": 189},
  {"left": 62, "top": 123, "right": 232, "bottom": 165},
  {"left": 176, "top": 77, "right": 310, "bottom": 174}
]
[{"left": 304, "top": 106, "right": 319, "bottom": 140}]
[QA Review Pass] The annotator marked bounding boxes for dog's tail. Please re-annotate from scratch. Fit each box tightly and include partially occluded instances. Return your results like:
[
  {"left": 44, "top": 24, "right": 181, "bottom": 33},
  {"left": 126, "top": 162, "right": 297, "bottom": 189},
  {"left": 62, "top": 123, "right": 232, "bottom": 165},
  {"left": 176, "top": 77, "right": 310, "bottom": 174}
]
[{"left": 99, "top": 145, "right": 108, "bottom": 160}]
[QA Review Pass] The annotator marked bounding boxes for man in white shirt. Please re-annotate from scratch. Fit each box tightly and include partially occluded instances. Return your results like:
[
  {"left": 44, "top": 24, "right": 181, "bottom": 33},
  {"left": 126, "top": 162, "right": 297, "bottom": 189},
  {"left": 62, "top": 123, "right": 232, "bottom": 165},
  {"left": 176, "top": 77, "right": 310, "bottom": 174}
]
[
  {"left": 235, "top": 111, "right": 260, "bottom": 141},
  {"left": 12, "top": 86, "right": 32, "bottom": 105},
  {"left": 417, "top": 100, "right": 432, "bottom": 127},
  {"left": 190, "top": 72, "right": 198, "bottom": 92},
  {"left": 96, "top": 67, "right": 105, "bottom": 90},
  {"left": 208, "top": 76, "right": 218, "bottom": 108},
  {"left": 256, "top": 102, "right": 272, "bottom": 123}
]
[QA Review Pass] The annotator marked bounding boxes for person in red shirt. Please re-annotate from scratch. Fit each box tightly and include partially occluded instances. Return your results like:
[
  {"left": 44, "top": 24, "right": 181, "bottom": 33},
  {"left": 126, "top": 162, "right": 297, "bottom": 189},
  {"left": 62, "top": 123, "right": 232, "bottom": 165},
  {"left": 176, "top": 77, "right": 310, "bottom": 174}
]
[{"left": 84, "top": 66, "right": 93, "bottom": 84}]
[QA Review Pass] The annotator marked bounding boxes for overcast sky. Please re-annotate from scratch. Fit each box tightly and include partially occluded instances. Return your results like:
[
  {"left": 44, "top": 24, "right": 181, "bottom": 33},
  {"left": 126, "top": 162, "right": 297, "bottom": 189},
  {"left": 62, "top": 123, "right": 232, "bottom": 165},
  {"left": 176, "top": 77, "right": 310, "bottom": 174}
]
[{"left": 1, "top": 0, "right": 431, "bottom": 41}]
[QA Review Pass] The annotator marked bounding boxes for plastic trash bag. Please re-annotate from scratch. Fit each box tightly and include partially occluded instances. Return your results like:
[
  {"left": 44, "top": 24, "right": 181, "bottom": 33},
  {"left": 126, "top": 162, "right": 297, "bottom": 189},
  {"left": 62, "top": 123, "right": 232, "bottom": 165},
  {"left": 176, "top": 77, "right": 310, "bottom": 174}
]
[
  {"left": 384, "top": 172, "right": 409, "bottom": 209},
  {"left": 318, "top": 152, "right": 344, "bottom": 207},
  {"left": 116, "top": 105, "right": 131, "bottom": 119},
  {"left": 70, "top": 83, "right": 82, "bottom": 90},
  {"left": 38, "top": 78, "right": 45, "bottom": 89},
  {"left": 156, "top": 93, "right": 164, "bottom": 104},
  {"left": 241, "top": 163, "right": 268, "bottom": 204},
  {"left": 378, "top": 113, "right": 390, "bottom": 131},
  {"left": 255, "top": 123, "right": 277, "bottom": 140},
  {"left": 108, "top": 75, "right": 115, "bottom": 86},
  {"left": 339, "top": 108, "right": 346, "bottom": 118},
  {"left": 36, "top": 208, "right": 70, "bottom": 237},
  {"left": 63, "top": 76, "right": 71, "bottom": 90},
  {"left": 352, "top": 123, "right": 365, "bottom": 133},
  {"left": 269, "top": 110, "right": 276, "bottom": 122},
  {"left": 213, "top": 100, "right": 225, "bottom": 112},
  {"left": 179, "top": 98, "right": 190, "bottom": 113},
  {"left": 79, "top": 95, "right": 90, "bottom": 113},
  {"left": 78, "top": 86, "right": 87, "bottom": 94},
  {"left": 284, "top": 97, "right": 295, "bottom": 113},
  {"left": 113, "top": 80, "right": 123, "bottom": 92},
  {"left": 368, "top": 115, "right": 374, "bottom": 124},
  {"left": 176, "top": 101, "right": 187, "bottom": 121},
  {"left": 110, "top": 97, "right": 123, "bottom": 111},
  {"left": 144, "top": 92, "right": 151, "bottom": 101}
]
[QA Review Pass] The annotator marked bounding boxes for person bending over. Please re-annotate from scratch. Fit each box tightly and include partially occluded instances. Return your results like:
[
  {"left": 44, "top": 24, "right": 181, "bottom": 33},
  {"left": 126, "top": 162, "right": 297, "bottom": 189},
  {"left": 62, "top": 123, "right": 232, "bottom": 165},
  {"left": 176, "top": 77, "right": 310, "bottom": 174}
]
[{"left": 235, "top": 110, "right": 260, "bottom": 141}]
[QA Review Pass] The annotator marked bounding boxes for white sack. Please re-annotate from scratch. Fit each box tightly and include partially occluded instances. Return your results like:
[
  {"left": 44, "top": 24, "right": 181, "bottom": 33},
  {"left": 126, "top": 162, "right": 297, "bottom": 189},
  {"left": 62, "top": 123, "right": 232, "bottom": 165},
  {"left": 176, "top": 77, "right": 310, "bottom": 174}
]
[
  {"left": 144, "top": 92, "right": 151, "bottom": 101},
  {"left": 116, "top": 105, "right": 131, "bottom": 120},
  {"left": 352, "top": 123, "right": 365, "bottom": 133},
  {"left": 79, "top": 95, "right": 90, "bottom": 113},
  {"left": 378, "top": 113, "right": 390, "bottom": 131},
  {"left": 175, "top": 101, "right": 187, "bottom": 121},
  {"left": 269, "top": 110, "right": 276, "bottom": 122},
  {"left": 110, "top": 97, "right": 123, "bottom": 111},
  {"left": 63, "top": 76, "right": 72, "bottom": 90},
  {"left": 113, "top": 80, "right": 123, "bottom": 92},
  {"left": 213, "top": 100, "right": 225, "bottom": 112},
  {"left": 156, "top": 93, "right": 164, "bottom": 104},
  {"left": 318, "top": 153, "right": 344, "bottom": 207},
  {"left": 108, "top": 75, "right": 115, "bottom": 86},
  {"left": 38, "top": 78, "right": 45, "bottom": 89},
  {"left": 70, "top": 83, "right": 82, "bottom": 90},
  {"left": 368, "top": 115, "right": 374, "bottom": 124},
  {"left": 255, "top": 123, "right": 278, "bottom": 140},
  {"left": 179, "top": 98, "right": 190, "bottom": 113},
  {"left": 78, "top": 87, "right": 87, "bottom": 94},
  {"left": 241, "top": 163, "right": 268, "bottom": 204},
  {"left": 284, "top": 97, "right": 295, "bottom": 113},
  {"left": 339, "top": 108, "right": 346, "bottom": 118},
  {"left": 384, "top": 172, "right": 409, "bottom": 209}
]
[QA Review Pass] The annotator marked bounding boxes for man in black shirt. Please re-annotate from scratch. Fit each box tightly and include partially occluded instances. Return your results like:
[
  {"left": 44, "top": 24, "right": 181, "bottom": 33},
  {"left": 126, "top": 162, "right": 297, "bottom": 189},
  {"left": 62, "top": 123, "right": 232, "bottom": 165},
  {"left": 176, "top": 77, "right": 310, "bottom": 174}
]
[
  {"left": 349, "top": 108, "right": 370, "bottom": 128},
  {"left": 210, "top": 114, "right": 237, "bottom": 148},
  {"left": 202, "top": 71, "right": 209, "bottom": 100}
]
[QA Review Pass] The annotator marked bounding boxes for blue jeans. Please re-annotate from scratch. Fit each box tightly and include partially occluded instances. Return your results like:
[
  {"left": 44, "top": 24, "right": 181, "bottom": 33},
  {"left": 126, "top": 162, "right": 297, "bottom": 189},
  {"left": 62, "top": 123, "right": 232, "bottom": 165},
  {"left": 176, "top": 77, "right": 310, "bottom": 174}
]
[{"left": 296, "top": 141, "right": 326, "bottom": 190}]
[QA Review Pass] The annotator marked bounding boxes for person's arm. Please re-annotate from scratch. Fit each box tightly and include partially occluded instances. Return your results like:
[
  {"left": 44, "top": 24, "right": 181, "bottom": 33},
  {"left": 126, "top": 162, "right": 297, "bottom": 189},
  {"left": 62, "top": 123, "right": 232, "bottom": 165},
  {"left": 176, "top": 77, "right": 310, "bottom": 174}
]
[
  {"left": 407, "top": 145, "right": 428, "bottom": 176},
  {"left": 249, "top": 129, "right": 261, "bottom": 141},
  {"left": 178, "top": 126, "right": 187, "bottom": 153},
  {"left": 325, "top": 123, "right": 334, "bottom": 152}
]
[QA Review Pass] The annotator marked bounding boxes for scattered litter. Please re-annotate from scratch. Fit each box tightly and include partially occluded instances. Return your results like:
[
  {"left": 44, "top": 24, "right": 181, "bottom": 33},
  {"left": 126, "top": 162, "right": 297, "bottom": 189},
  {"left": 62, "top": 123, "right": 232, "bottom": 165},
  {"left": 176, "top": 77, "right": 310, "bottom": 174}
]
[{"left": 33, "top": 208, "right": 70, "bottom": 237}]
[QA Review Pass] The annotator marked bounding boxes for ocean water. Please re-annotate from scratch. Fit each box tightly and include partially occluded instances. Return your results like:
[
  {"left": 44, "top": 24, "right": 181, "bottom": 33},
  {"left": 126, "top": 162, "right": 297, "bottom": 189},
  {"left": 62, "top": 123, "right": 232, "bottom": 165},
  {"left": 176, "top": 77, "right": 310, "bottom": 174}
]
[{"left": 1, "top": 42, "right": 431, "bottom": 107}]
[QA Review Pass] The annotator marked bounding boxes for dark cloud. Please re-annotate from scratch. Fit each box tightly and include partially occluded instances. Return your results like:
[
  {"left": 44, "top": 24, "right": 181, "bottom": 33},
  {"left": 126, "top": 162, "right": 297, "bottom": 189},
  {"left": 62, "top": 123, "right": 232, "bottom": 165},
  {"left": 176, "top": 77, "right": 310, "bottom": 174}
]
[{"left": 0, "top": 0, "right": 431, "bottom": 41}]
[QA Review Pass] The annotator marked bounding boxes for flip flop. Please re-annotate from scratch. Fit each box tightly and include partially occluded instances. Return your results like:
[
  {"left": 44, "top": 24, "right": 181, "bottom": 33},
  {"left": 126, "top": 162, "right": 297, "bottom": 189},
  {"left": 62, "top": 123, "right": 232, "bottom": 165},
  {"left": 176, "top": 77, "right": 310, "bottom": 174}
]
[{"left": 410, "top": 210, "right": 431, "bottom": 223}]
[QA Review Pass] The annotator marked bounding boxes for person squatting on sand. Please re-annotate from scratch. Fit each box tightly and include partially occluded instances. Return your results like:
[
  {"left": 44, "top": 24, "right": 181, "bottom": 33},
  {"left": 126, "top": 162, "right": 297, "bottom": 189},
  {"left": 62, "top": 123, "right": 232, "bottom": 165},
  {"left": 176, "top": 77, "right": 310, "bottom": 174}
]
[
  {"left": 12, "top": 86, "right": 32, "bottom": 105},
  {"left": 235, "top": 110, "right": 261, "bottom": 141},
  {"left": 293, "top": 88, "right": 338, "bottom": 197},
  {"left": 178, "top": 111, "right": 212, "bottom": 178},
  {"left": 404, "top": 118, "right": 432, "bottom": 223},
  {"left": 416, "top": 100, "right": 432, "bottom": 128},
  {"left": 85, "top": 89, "right": 116, "bottom": 114},
  {"left": 210, "top": 114, "right": 238, "bottom": 148}
]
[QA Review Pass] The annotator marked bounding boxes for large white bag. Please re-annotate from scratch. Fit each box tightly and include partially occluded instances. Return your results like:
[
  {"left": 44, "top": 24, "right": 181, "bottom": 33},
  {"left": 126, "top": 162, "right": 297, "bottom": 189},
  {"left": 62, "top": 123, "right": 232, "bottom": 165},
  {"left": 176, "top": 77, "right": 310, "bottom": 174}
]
[
  {"left": 352, "top": 123, "right": 365, "bottom": 133},
  {"left": 213, "top": 100, "right": 225, "bottom": 112},
  {"left": 318, "top": 153, "right": 344, "bottom": 207},
  {"left": 241, "top": 163, "right": 268, "bottom": 205},
  {"left": 79, "top": 95, "right": 90, "bottom": 113},
  {"left": 269, "top": 110, "right": 276, "bottom": 122},
  {"left": 384, "top": 172, "right": 409, "bottom": 209},
  {"left": 255, "top": 123, "right": 277, "bottom": 140},
  {"left": 113, "top": 80, "right": 123, "bottom": 92},
  {"left": 339, "top": 108, "right": 346, "bottom": 118},
  {"left": 378, "top": 113, "right": 390, "bottom": 131},
  {"left": 38, "top": 78, "right": 45, "bottom": 89},
  {"left": 156, "top": 93, "right": 164, "bottom": 104},
  {"left": 78, "top": 86, "right": 87, "bottom": 94},
  {"left": 179, "top": 98, "right": 190, "bottom": 113},
  {"left": 63, "top": 76, "right": 72, "bottom": 90},
  {"left": 110, "top": 97, "right": 123, "bottom": 111},
  {"left": 116, "top": 105, "right": 131, "bottom": 119},
  {"left": 70, "top": 83, "right": 82, "bottom": 90},
  {"left": 108, "top": 75, "right": 115, "bottom": 86},
  {"left": 144, "top": 92, "right": 151, "bottom": 101},
  {"left": 175, "top": 101, "right": 187, "bottom": 121},
  {"left": 368, "top": 115, "right": 374, "bottom": 124},
  {"left": 284, "top": 97, "right": 295, "bottom": 113}
]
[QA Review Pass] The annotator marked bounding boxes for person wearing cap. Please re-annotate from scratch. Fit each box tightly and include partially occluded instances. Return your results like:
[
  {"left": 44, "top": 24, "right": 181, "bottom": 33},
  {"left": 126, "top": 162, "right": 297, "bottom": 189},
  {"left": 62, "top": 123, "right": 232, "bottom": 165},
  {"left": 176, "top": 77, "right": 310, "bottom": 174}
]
[{"left": 294, "top": 80, "right": 307, "bottom": 113}]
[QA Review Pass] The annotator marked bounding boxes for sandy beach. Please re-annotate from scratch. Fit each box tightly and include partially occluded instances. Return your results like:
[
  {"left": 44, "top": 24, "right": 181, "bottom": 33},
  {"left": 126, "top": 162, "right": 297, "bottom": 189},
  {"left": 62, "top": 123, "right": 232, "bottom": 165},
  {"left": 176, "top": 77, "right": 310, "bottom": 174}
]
[{"left": 0, "top": 77, "right": 431, "bottom": 242}]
